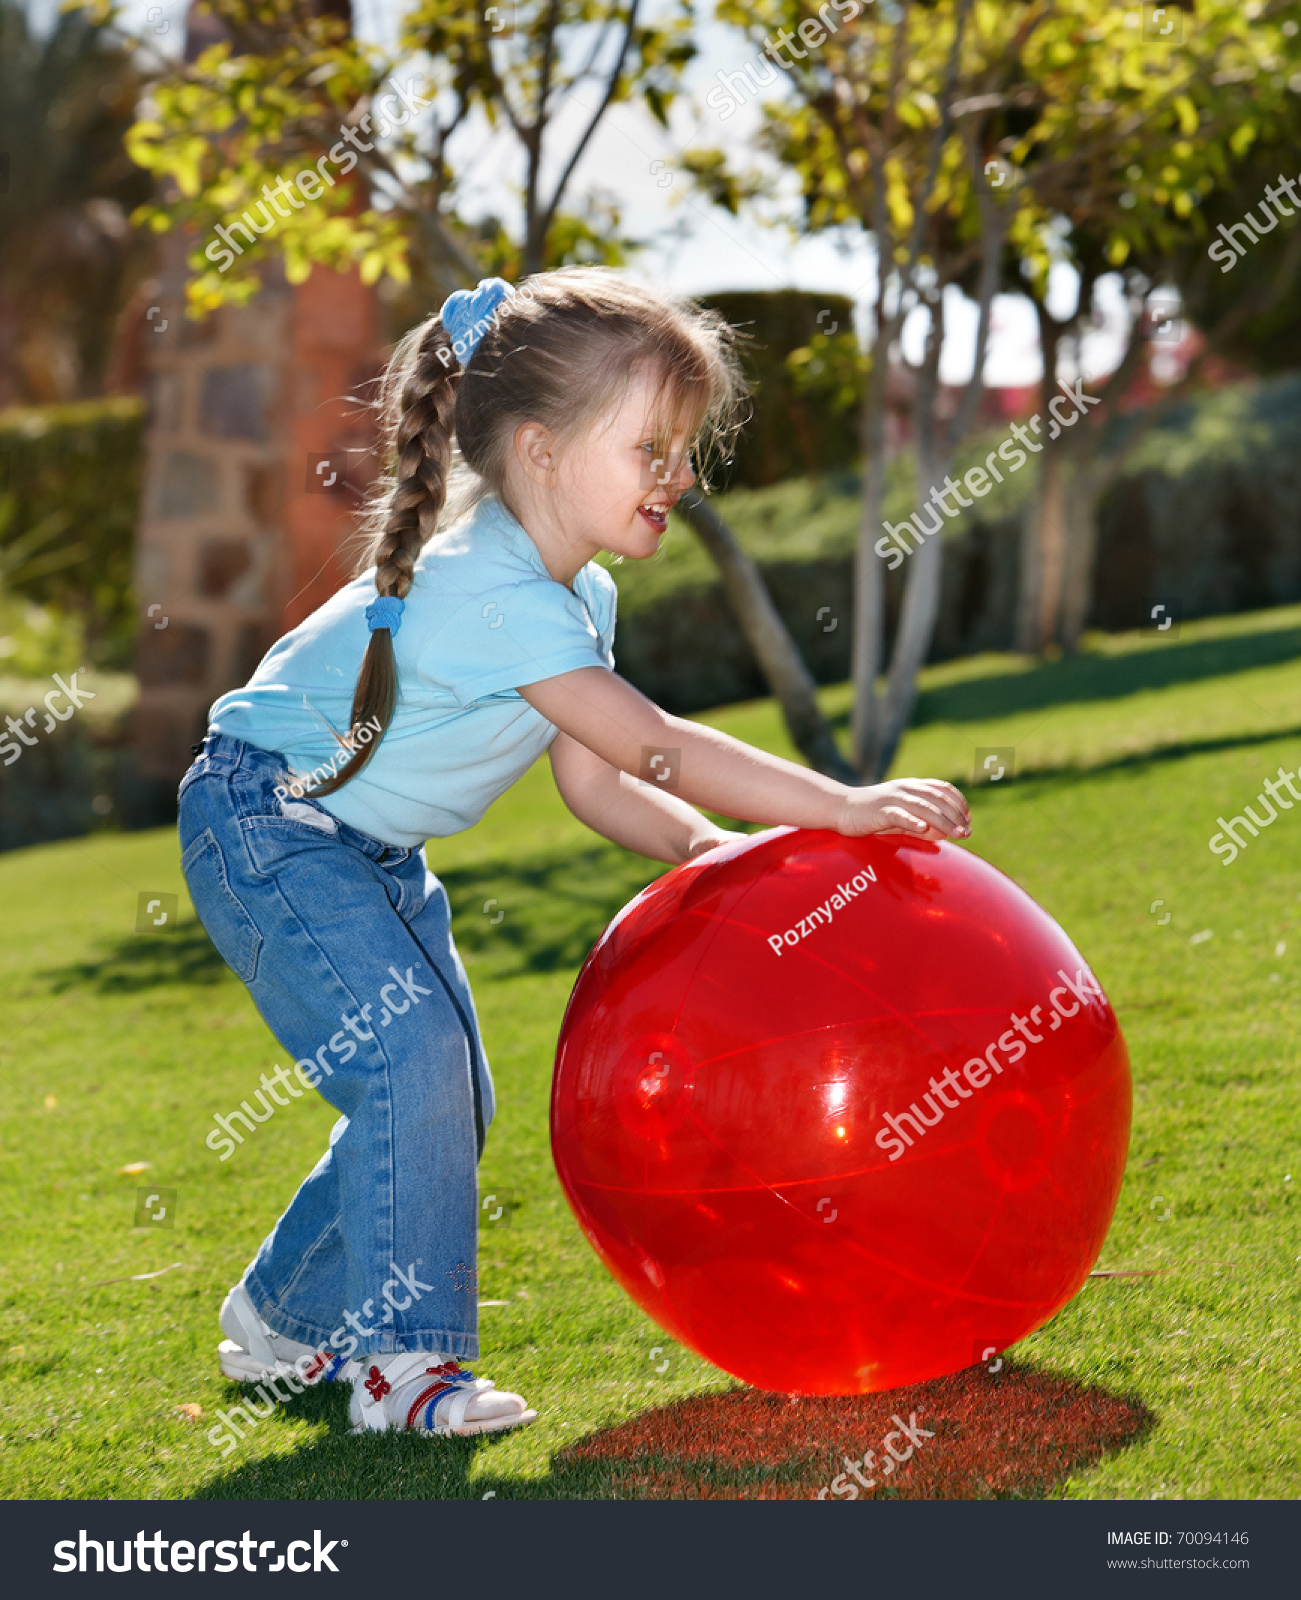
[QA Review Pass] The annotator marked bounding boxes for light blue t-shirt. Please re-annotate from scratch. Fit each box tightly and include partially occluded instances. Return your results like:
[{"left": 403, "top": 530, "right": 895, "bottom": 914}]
[{"left": 209, "top": 494, "right": 617, "bottom": 847}]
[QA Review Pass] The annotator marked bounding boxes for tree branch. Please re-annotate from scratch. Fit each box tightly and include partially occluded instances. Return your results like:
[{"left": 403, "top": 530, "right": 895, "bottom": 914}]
[
  {"left": 536, "top": 0, "right": 642, "bottom": 249},
  {"left": 941, "top": 149, "right": 1007, "bottom": 450}
]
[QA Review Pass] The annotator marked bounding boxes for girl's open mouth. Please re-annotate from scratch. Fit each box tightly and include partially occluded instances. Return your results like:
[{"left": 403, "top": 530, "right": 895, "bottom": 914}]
[{"left": 638, "top": 504, "right": 668, "bottom": 532}]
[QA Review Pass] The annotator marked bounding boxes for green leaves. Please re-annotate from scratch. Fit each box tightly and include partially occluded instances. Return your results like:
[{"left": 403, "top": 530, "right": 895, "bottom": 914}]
[
  {"left": 1173, "top": 94, "right": 1198, "bottom": 138},
  {"left": 679, "top": 148, "right": 771, "bottom": 217},
  {"left": 121, "top": 0, "right": 699, "bottom": 306},
  {"left": 689, "top": 0, "right": 1301, "bottom": 325}
]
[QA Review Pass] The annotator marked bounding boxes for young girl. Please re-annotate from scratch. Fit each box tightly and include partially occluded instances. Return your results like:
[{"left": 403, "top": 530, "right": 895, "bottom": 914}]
[{"left": 179, "top": 267, "right": 971, "bottom": 1439}]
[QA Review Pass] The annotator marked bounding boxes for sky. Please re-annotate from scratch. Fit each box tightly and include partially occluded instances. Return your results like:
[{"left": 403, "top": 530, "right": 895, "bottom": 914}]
[{"left": 36, "top": 0, "right": 1133, "bottom": 385}]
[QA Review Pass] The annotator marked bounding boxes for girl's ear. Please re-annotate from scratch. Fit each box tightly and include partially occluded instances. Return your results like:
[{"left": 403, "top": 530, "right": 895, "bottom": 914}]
[{"left": 513, "top": 419, "right": 558, "bottom": 486}]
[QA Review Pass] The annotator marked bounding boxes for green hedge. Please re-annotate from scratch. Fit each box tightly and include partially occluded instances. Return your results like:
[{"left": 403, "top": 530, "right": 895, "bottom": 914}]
[
  {"left": 0, "top": 396, "right": 144, "bottom": 670},
  {"left": 694, "top": 290, "right": 863, "bottom": 488}
]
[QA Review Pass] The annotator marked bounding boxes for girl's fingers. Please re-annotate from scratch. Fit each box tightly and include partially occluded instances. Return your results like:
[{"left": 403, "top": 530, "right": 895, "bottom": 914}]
[
  {"left": 880, "top": 806, "right": 941, "bottom": 837},
  {"left": 893, "top": 780, "right": 970, "bottom": 831},
  {"left": 845, "top": 780, "right": 973, "bottom": 840},
  {"left": 890, "top": 783, "right": 970, "bottom": 835},
  {"left": 888, "top": 794, "right": 957, "bottom": 832},
  {"left": 879, "top": 797, "right": 967, "bottom": 839}
]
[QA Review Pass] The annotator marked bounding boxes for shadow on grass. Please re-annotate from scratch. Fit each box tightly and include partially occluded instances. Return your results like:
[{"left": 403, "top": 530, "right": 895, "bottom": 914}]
[
  {"left": 545, "top": 1367, "right": 1156, "bottom": 1500},
  {"left": 191, "top": 1363, "right": 1154, "bottom": 1502},
  {"left": 442, "top": 843, "right": 660, "bottom": 977},
  {"left": 825, "top": 623, "right": 1301, "bottom": 731},
  {"left": 965, "top": 722, "right": 1301, "bottom": 795},
  {"left": 41, "top": 917, "right": 231, "bottom": 994}
]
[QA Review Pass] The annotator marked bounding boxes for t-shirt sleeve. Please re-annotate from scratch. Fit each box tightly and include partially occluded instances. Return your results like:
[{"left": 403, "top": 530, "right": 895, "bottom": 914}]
[{"left": 416, "top": 572, "right": 616, "bottom": 707}]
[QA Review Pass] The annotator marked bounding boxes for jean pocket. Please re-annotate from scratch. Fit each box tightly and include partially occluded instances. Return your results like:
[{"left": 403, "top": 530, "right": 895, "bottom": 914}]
[
  {"left": 181, "top": 827, "right": 263, "bottom": 983},
  {"left": 276, "top": 796, "right": 339, "bottom": 833},
  {"left": 242, "top": 810, "right": 354, "bottom": 878}
]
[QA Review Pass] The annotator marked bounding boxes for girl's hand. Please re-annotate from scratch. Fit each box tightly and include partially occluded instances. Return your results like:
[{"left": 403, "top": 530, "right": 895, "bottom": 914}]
[{"left": 834, "top": 779, "right": 971, "bottom": 842}]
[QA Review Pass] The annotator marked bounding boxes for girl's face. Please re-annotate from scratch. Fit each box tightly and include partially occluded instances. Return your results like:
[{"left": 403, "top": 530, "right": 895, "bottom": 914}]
[{"left": 515, "top": 365, "right": 699, "bottom": 569}]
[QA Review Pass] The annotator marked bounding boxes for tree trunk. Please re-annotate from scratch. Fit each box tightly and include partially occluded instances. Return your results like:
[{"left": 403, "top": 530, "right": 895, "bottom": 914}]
[
  {"left": 1018, "top": 444, "right": 1070, "bottom": 652},
  {"left": 676, "top": 490, "right": 856, "bottom": 783},
  {"left": 871, "top": 445, "right": 949, "bottom": 778},
  {"left": 853, "top": 401, "right": 950, "bottom": 781},
  {"left": 850, "top": 487, "right": 887, "bottom": 776},
  {"left": 850, "top": 308, "right": 893, "bottom": 777},
  {"left": 1058, "top": 459, "right": 1101, "bottom": 652},
  {"left": 1059, "top": 447, "right": 1134, "bottom": 652},
  {"left": 865, "top": 291, "right": 949, "bottom": 781},
  {"left": 1014, "top": 313, "right": 1063, "bottom": 654}
]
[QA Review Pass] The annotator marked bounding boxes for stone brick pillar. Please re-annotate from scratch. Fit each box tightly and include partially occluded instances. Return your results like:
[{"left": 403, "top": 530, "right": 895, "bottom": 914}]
[{"left": 131, "top": 231, "right": 381, "bottom": 792}]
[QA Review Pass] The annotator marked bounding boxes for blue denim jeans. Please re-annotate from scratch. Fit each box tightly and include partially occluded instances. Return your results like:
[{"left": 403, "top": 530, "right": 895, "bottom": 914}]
[{"left": 178, "top": 734, "right": 495, "bottom": 1360}]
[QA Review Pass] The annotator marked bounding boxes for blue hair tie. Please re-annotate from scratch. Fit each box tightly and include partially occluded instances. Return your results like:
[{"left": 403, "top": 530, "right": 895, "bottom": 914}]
[
  {"left": 439, "top": 277, "right": 515, "bottom": 366},
  {"left": 365, "top": 595, "right": 404, "bottom": 637}
]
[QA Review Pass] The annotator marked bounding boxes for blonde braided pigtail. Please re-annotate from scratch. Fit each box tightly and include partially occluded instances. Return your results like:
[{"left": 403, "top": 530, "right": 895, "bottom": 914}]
[{"left": 308, "top": 319, "right": 459, "bottom": 797}]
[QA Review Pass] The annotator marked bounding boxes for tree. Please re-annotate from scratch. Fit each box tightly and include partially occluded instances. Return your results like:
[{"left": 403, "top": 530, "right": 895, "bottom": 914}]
[
  {"left": 696, "top": 0, "right": 1026, "bottom": 777},
  {"left": 691, "top": 0, "right": 1301, "bottom": 772},
  {"left": 1006, "top": 1, "right": 1301, "bottom": 654},
  {"left": 0, "top": 0, "right": 153, "bottom": 404},
  {"left": 121, "top": 0, "right": 698, "bottom": 309}
]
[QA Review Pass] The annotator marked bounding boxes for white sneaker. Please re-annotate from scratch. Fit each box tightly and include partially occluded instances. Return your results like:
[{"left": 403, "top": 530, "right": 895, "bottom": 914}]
[
  {"left": 349, "top": 1352, "right": 538, "bottom": 1437},
  {"left": 218, "top": 1282, "right": 358, "bottom": 1385}
]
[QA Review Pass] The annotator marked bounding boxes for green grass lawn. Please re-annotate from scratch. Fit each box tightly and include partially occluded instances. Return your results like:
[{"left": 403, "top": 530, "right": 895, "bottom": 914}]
[{"left": 1, "top": 607, "right": 1298, "bottom": 1501}]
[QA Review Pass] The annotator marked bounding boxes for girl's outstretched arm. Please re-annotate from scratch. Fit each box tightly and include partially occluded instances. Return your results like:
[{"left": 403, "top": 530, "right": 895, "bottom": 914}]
[
  {"left": 522, "top": 667, "right": 970, "bottom": 842},
  {"left": 549, "top": 732, "right": 744, "bottom": 865}
]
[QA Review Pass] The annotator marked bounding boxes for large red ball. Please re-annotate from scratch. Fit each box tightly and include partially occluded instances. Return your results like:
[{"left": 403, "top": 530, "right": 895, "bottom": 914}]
[{"left": 551, "top": 828, "right": 1131, "bottom": 1395}]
